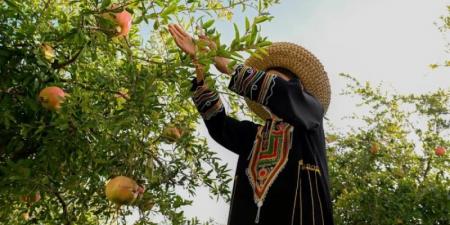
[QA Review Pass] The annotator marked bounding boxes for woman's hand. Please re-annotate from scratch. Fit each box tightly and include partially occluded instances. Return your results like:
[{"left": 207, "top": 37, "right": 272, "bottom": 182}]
[
  {"left": 168, "top": 24, "right": 196, "bottom": 56},
  {"left": 198, "top": 34, "right": 217, "bottom": 51},
  {"left": 198, "top": 34, "right": 231, "bottom": 75},
  {"left": 168, "top": 24, "right": 231, "bottom": 75},
  {"left": 168, "top": 24, "right": 206, "bottom": 82}
]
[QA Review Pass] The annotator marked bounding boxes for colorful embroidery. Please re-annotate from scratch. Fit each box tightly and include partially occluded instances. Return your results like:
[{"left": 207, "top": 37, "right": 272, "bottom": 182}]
[
  {"left": 192, "top": 85, "right": 224, "bottom": 120},
  {"left": 246, "top": 119, "right": 294, "bottom": 223},
  {"left": 229, "top": 64, "right": 277, "bottom": 106},
  {"left": 257, "top": 72, "right": 276, "bottom": 105}
]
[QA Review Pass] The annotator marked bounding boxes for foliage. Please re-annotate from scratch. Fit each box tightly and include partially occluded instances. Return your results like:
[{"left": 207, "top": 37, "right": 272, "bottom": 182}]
[
  {"left": 328, "top": 75, "right": 450, "bottom": 225},
  {"left": 0, "top": 0, "right": 277, "bottom": 224},
  {"left": 429, "top": 5, "right": 450, "bottom": 69}
]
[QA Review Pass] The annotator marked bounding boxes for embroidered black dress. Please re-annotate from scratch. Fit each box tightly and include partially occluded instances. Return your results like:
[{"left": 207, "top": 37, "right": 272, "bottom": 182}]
[{"left": 191, "top": 64, "right": 334, "bottom": 225}]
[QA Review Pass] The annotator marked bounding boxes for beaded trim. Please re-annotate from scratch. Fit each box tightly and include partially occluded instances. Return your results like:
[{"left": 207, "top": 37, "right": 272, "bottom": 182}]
[
  {"left": 293, "top": 160, "right": 323, "bottom": 225},
  {"left": 299, "top": 160, "right": 322, "bottom": 175}
]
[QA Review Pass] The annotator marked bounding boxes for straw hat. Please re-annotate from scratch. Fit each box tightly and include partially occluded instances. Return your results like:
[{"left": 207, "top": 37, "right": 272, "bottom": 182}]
[{"left": 244, "top": 42, "right": 330, "bottom": 120}]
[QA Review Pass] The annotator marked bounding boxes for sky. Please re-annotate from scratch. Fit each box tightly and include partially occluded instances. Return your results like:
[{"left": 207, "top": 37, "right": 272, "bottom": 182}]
[{"left": 177, "top": 0, "right": 449, "bottom": 224}]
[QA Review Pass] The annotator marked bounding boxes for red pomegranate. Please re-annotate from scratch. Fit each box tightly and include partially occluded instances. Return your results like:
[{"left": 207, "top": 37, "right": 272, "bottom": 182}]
[
  {"left": 38, "top": 86, "right": 66, "bottom": 111},
  {"left": 115, "top": 10, "right": 132, "bottom": 36},
  {"left": 435, "top": 146, "right": 446, "bottom": 157}
]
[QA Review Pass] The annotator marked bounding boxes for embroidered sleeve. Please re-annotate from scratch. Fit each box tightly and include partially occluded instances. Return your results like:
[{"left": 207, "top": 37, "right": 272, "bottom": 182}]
[
  {"left": 228, "top": 64, "right": 324, "bottom": 130},
  {"left": 191, "top": 80, "right": 224, "bottom": 120},
  {"left": 228, "top": 64, "right": 276, "bottom": 105},
  {"left": 190, "top": 78, "right": 259, "bottom": 156}
]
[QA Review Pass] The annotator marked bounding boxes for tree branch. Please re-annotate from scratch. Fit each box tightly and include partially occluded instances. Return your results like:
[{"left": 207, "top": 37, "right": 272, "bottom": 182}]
[
  {"left": 420, "top": 157, "right": 432, "bottom": 188},
  {"left": 194, "top": 0, "right": 255, "bottom": 11},
  {"left": 53, "top": 190, "right": 71, "bottom": 225},
  {"left": 0, "top": 86, "right": 24, "bottom": 96},
  {"left": 52, "top": 45, "right": 85, "bottom": 69},
  {"left": 60, "top": 79, "right": 130, "bottom": 99}
]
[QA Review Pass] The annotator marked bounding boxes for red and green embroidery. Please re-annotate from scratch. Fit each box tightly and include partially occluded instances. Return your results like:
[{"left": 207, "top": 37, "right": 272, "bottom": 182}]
[{"left": 246, "top": 119, "right": 294, "bottom": 223}]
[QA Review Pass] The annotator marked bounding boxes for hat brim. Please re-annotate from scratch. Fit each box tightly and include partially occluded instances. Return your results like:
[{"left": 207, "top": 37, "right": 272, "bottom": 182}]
[{"left": 244, "top": 42, "right": 330, "bottom": 120}]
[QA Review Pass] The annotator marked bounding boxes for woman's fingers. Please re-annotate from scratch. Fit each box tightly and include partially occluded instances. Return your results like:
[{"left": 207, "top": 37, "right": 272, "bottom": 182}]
[
  {"left": 168, "top": 24, "right": 197, "bottom": 56},
  {"left": 168, "top": 25, "right": 176, "bottom": 37},
  {"left": 169, "top": 28, "right": 183, "bottom": 47},
  {"left": 168, "top": 24, "right": 183, "bottom": 39},
  {"left": 198, "top": 35, "right": 216, "bottom": 50},
  {"left": 168, "top": 30, "right": 181, "bottom": 47},
  {"left": 174, "top": 24, "right": 189, "bottom": 38}
]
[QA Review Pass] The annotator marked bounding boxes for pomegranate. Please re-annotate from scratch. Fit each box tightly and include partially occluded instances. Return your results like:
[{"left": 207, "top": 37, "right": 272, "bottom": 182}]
[
  {"left": 370, "top": 142, "right": 379, "bottom": 154},
  {"left": 115, "top": 10, "right": 132, "bottom": 36},
  {"left": 435, "top": 146, "right": 446, "bottom": 156},
  {"left": 38, "top": 86, "right": 66, "bottom": 111},
  {"left": 41, "top": 44, "right": 55, "bottom": 61},
  {"left": 21, "top": 212, "right": 30, "bottom": 221},
  {"left": 105, "top": 176, "right": 144, "bottom": 205},
  {"left": 162, "top": 126, "right": 183, "bottom": 143},
  {"left": 19, "top": 191, "right": 41, "bottom": 203},
  {"left": 99, "top": 4, "right": 132, "bottom": 37}
]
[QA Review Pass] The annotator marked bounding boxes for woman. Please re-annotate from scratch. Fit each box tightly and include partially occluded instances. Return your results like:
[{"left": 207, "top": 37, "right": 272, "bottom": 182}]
[{"left": 169, "top": 24, "right": 334, "bottom": 225}]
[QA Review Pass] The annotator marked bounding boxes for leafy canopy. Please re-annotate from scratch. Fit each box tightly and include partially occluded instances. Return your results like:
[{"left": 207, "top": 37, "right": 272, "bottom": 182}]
[{"left": 0, "top": 0, "right": 277, "bottom": 224}]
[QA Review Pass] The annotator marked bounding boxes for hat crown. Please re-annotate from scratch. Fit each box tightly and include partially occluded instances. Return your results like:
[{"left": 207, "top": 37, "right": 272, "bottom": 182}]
[{"left": 244, "top": 42, "right": 331, "bottom": 120}]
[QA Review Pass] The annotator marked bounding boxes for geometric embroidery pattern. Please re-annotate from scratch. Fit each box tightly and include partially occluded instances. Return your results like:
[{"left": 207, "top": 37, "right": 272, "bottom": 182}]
[
  {"left": 246, "top": 119, "right": 294, "bottom": 221},
  {"left": 192, "top": 85, "right": 224, "bottom": 120},
  {"left": 229, "top": 64, "right": 277, "bottom": 105}
]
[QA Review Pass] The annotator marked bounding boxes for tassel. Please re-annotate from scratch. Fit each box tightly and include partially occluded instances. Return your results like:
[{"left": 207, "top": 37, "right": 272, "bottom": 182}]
[{"left": 255, "top": 201, "right": 263, "bottom": 223}]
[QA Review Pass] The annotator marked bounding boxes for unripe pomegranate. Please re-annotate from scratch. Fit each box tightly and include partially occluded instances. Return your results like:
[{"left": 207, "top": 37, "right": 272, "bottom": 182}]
[
  {"left": 370, "top": 142, "right": 379, "bottom": 154},
  {"left": 19, "top": 191, "right": 41, "bottom": 203},
  {"left": 162, "top": 126, "right": 183, "bottom": 143},
  {"left": 114, "top": 88, "right": 130, "bottom": 100},
  {"left": 140, "top": 200, "right": 155, "bottom": 212},
  {"left": 325, "top": 134, "right": 337, "bottom": 143},
  {"left": 435, "top": 146, "right": 446, "bottom": 156},
  {"left": 38, "top": 86, "right": 66, "bottom": 111},
  {"left": 105, "top": 176, "right": 143, "bottom": 205},
  {"left": 41, "top": 43, "right": 55, "bottom": 61},
  {"left": 21, "top": 212, "right": 30, "bottom": 221}
]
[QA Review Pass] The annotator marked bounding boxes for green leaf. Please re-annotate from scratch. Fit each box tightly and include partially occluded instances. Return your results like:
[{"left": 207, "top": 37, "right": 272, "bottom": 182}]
[
  {"left": 257, "top": 47, "right": 268, "bottom": 56},
  {"left": 146, "top": 13, "right": 159, "bottom": 19},
  {"left": 153, "top": 20, "right": 160, "bottom": 30},
  {"left": 254, "top": 15, "right": 272, "bottom": 24},
  {"left": 245, "top": 17, "right": 250, "bottom": 32},
  {"left": 249, "top": 50, "right": 263, "bottom": 60},
  {"left": 233, "top": 23, "right": 240, "bottom": 41},
  {"left": 257, "top": 40, "right": 272, "bottom": 47},
  {"left": 249, "top": 24, "right": 258, "bottom": 46},
  {"left": 161, "top": 3, "right": 178, "bottom": 17},
  {"left": 132, "top": 16, "right": 143, "bottom": 25},
  {"left": 4, "top": 0, "right": 24, "bottom": 15},
  {"left": 100, "top": 0, "right": 111, "bottom": 9},
  {"left": 429, "top": 64, "right": 439, "bottom": 69},
  {"left": 202, "top": 19, "right": 214, "bottom": 29}
]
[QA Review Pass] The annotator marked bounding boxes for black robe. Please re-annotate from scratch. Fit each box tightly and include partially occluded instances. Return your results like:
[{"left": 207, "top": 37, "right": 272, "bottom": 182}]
[{"left": 191, "top": 64, "right": 334, "bottom": 225}]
